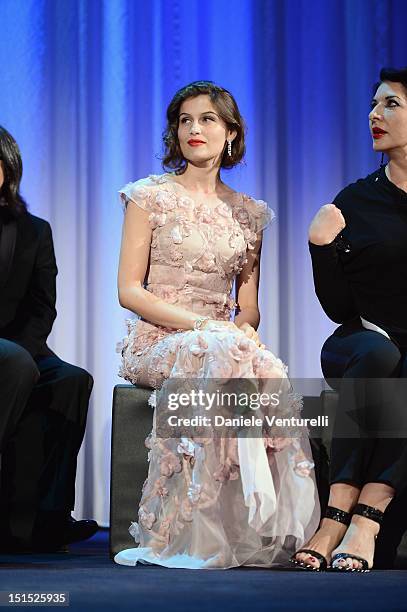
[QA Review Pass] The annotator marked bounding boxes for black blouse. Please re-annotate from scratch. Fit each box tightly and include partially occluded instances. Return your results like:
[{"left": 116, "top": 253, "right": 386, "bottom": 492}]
[{"left": 309, "top": 165, "right": 407, "bottom": 349}]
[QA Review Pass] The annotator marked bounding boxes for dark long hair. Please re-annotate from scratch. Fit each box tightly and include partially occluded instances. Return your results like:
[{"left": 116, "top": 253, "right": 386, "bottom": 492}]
[
  {"left": 162, "top": 81, "right": 246, "bottom": 174},
  {"left": 0, "top": 126, "right": 27, "bottom": 218}
]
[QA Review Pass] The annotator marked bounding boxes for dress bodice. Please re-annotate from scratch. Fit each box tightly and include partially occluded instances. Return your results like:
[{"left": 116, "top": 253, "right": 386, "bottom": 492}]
[{"left": 119, "top": 174, "right": 274, "bottom": 320}]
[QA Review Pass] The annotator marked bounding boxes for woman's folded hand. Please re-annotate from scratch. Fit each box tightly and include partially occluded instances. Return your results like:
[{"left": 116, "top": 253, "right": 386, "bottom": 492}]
[{"left": 237, "top": 322, "right": 265, "bottom": 348}]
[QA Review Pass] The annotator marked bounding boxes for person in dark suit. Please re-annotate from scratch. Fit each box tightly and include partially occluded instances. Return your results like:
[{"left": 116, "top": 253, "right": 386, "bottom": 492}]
[{"left": 0, "top": 125, "right": 98, "bottom": 551}]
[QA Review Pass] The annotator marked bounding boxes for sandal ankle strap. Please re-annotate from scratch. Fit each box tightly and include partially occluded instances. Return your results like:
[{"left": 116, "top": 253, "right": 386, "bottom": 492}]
[
  {"left": 353, "top": 503, "right": 384, "bottom": 525},
  {"left": 325, "top": 505, "right": 352, "bottom": 526}
]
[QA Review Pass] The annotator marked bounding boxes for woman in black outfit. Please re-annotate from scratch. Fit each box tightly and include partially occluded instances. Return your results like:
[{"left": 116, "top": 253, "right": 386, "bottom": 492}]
[{"left": 292, "top": 67, "right": 407, "bottom": 572}]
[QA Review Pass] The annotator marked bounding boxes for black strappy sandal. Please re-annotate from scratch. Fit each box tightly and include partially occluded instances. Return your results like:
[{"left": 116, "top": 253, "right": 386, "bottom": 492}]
[
  {"left": 330, "top": 503, "right": 384, "bottom": 573},
  {"left": 289, "top": 506, "right": 352, "bottom": 571}
]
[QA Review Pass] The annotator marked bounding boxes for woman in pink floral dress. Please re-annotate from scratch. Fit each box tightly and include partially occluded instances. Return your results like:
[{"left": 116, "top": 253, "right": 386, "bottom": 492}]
[{"left": 114, "top": 81, "right": 320, "bottom": 569}]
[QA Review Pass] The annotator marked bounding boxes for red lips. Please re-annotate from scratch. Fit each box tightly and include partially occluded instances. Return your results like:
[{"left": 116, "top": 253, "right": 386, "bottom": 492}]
[
  {"left": 188, "top": 139, "right": 205, "bottom": 146},
  {"left": 372, "top": 127, "right": 387, "bottom": 139}
]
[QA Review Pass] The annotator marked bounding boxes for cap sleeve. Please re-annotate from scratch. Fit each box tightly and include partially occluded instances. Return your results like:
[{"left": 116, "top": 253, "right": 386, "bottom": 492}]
[
  {"left": 118, "top": 177, "right": 155, "bottom": 211},
  {"left": 245, "top": 197, "right": 275, "bottom": 233}
]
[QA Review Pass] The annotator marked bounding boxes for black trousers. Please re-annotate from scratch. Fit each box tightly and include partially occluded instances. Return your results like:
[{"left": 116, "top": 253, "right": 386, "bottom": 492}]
[
  {"left": 321, "top": 319, "right": 407, "bottom": 491},
  {"left": 321, "top": 319, "right": 407, "bottom": 567},
  {"left": 0, "top": 338, "right": 92, "bottom": 547}
]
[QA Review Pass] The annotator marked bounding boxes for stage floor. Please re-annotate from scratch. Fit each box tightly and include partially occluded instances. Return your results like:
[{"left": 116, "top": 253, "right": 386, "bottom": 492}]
[{"left": 0, "top": 530, "right": 406, "bottom": 612}]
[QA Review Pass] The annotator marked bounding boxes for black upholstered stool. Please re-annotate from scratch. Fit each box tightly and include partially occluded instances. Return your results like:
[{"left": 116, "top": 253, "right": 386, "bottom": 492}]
[{"left": 110, "top": 384, "right": 153, "bottom": 557}]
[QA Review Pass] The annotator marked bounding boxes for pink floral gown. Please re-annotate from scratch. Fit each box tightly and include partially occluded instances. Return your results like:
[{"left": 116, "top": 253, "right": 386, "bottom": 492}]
[{"left": 114, "top": 174, "right": 320, "bottom": 569}]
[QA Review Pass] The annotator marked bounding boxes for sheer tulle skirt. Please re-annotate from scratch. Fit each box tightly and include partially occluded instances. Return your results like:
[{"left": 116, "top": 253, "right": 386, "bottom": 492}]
[{"left": 114, "top": 320, "right": 320, "bottom": 569}]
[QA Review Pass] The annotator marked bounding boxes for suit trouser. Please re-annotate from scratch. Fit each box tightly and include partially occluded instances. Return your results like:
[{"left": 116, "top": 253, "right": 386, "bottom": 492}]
[{"left": 0, "top": 338, "right": 92, "bottom": 547}]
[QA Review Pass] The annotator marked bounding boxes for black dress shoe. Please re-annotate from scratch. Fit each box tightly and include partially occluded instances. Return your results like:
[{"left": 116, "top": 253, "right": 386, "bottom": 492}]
[
  {"left": 32, "top": 515, "right": 99, "bottom": 551},
  {"left": 61, "top": 516, "right": 99, "bottom": 545}
]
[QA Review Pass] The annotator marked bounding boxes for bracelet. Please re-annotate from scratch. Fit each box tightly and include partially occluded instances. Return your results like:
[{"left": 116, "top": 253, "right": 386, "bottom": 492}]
[{"left": 193, "top": 316, "right": 210, "bottom": 331}]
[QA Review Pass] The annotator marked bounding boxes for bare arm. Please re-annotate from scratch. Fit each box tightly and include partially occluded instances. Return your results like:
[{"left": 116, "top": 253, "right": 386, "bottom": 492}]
[
  {"left": 234, "top": 233, "right": 263, "bottom": 343},
  {"left": 118, "top": 202, "right": 204, "bottom": 330}
]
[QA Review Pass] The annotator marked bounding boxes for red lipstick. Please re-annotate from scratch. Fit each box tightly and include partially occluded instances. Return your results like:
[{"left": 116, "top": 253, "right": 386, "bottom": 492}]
[
  {"left": 188, "top": 139, "right": 205, "bottom": 146},
  {"left": 372, "top": 127, "right": 387, "bottom": 139}
]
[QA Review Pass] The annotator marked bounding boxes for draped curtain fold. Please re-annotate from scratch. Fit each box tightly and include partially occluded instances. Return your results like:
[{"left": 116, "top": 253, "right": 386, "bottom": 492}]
[{"left": 0, "top": 0, "right": 406, "bottom": 525}]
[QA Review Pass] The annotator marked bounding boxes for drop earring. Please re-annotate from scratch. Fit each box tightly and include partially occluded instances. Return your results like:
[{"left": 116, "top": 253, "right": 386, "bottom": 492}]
[{"left": 227, "top": 140, "right": 232, "bottom": 157}]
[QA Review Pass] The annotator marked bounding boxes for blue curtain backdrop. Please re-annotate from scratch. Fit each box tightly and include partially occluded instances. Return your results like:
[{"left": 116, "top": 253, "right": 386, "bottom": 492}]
[{"left": 1, "top": 0, "right": 406, "bottom": 525}]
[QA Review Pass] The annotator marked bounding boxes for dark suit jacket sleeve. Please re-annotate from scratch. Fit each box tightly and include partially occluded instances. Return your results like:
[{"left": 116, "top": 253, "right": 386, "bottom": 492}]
[
  {"left": 13, "top": 221, "right": 57, "bottom": 356},
  {"left": 308, "top": 186, "right": 358, "bottom": 324}
]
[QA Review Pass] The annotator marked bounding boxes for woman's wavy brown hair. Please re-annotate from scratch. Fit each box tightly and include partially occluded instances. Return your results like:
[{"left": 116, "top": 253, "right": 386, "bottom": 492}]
[{"left": 162, "top": 81, "right": 246, "bottom": 174}]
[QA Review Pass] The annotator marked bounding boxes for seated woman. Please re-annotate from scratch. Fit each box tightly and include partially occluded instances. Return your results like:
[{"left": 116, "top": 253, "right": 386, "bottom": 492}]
[
  {"left": 114, "top": 81, "right": 320, "bottom": 569},
  {"left": 292, "top": 66, "right": 407, "bottom": 572}
]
